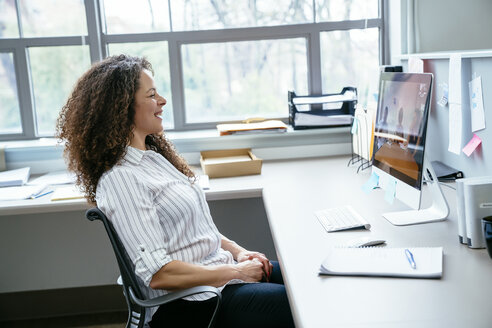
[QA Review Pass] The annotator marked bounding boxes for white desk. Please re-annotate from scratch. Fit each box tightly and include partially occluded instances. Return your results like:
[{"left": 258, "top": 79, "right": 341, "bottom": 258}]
[
  {"left": 1, "top": 156, "right": 491, "bottom": 327},
  {"left": 257, "top": 156, "right": 491, "bottom": 328}
]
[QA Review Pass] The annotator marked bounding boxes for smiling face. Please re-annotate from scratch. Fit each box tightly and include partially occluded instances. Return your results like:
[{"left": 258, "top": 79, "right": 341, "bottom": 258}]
[{"left": 130, "top": 69, "right": 167, "bottom": 149}]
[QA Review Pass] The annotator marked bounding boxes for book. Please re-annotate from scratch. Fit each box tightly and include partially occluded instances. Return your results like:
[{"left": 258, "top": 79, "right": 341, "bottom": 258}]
[
  {"left": 0, "top": 167, "right": 30, "bottom": 187},
  {"left": 320, "top": 247, "right": 443, "bottom": 278}
]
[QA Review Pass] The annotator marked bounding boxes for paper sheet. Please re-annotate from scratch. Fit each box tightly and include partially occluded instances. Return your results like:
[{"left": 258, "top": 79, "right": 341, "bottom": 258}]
[
  {"left": 468, "top": 76, "right": 486, "bottom": 132},
  {"left": 449, "top": 54, "right": 462, "bottom": 104},
  {"left": 437, "top": 83, "right": 449, "bottom": 107},
  {"left": 362, "top": 172, "right": 379, "bottom": 194},
  {"left": 462, "top": 134, "right": 482, "bottom": 157},
  {"left": 408, "top": 57, "right": 424, "bottom": 73},
  {"left": 198, "top": 175, "right": 210, "bottom": 190},
  {"left": 351, "top": 117, "right": 358, "bottom": 134},
  {"left": 448, "top": 103, "right": 463, "bottom": 155},
  {"left": 448, "top": 54, "right": 462, "bottom": 155},
  {"left": 0, "top": 184, "right": 47, "bottom": 201},
  {"left": 202, "top": 155, "right": 252, "bottom": 165},
  {"left": 50, "top": 185, "right": 84, "bottom": 201},
  {"left": 384, "top": 179, "right": 397, "bottom": 204}
]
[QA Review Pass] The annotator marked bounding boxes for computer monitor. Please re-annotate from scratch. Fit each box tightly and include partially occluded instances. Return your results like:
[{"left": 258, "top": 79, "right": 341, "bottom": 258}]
[{"left": 372, "top": 72, "right": 449, "bottom": 225}]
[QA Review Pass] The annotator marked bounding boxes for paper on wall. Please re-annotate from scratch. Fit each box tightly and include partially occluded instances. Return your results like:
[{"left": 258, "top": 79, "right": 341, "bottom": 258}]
[
  {"left": 437, "top": 83, "right": 449, "bottom": 107},
  {"left": 448, "top": 54, "right": 462, "bottom": 155},
  {"left": 468, "top": 76, "right": 486, "bottom": 132},
  {"left": 408, "top": 56, "right": 424, "bottom": 73},
  {"left": 448, "top": 54, "right": 462, "bottom": 104},
  {"left": 448, "top": 103, "right": 462, "bottom": 155}
]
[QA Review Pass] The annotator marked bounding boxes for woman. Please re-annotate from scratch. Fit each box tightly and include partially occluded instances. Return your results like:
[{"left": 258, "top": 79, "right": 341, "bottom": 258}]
[{"left": 57, "top": 54, "right": 294, "bottom": 328}]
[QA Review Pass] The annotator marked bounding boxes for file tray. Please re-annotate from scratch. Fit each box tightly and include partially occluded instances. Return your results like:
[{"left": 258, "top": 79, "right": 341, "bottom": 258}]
[
  {"left": 288, "top": 87, "right": 357, "bottom": 130},
  {"left": 200, "top": 148, "right": 262, "bottom": 178}
]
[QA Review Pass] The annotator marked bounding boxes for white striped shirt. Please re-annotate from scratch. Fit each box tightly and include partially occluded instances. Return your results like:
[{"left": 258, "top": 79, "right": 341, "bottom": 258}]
[{"left": 96, "top": 146, "right": 238, "bottom": 321}]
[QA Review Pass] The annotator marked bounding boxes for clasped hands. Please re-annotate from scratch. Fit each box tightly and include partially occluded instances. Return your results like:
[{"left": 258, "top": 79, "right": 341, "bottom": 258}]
[{"left": 236, "top": 251, "right": 273, "bottom": 282}]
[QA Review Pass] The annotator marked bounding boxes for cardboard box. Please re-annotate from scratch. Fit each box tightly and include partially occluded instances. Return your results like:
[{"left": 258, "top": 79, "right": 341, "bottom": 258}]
[{"left": 200, "top": 148, "right": 262, "bottom": 178}]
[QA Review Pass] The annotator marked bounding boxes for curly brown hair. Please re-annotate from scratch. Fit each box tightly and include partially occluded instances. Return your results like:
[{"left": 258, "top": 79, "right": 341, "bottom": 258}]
[{"left": 56, "top": 54, "right": 195, "bottom": 204}]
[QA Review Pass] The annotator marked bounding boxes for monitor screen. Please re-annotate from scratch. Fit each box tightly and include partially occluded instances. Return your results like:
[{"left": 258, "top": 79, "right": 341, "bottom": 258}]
[{"left": 372, "top": 72, "right": 433, "bottom": 191}]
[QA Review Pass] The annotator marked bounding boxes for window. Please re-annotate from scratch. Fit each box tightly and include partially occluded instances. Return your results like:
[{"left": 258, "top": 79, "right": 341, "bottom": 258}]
[
  {"left": 29, "top": 46, "right": 91, "bottom": 135},
  {"left": 170, "top": 0, "right": 313, "bottom": 30},
  {"left": 320, "top": 28, "right": 380, "bottom": 93},
  {"left": 103, "top": 0, "right": 171, "bottom": 34},
  {"left": 108, "top": 41, "right": 174, "bottom": 129},
  {"left": 182, "top": 38, "right": 308, "bottom": 123},
  {"left": 0, "top": 1, "right": 18, "bottom": 38},
  {"left": 19, "top": 0, "right": 88, "bottom": 37},
  {"left": 0, "top": 0, "right": 384, "bottom": 140},
  {"left": 0, "top": 52, "right": 21, "bottom": 134}
]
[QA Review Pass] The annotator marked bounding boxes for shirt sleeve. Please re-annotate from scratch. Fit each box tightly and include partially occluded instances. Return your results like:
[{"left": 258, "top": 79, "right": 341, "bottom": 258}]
[{"left": 97, "top": 169, "right": 173, "bottom": 286}]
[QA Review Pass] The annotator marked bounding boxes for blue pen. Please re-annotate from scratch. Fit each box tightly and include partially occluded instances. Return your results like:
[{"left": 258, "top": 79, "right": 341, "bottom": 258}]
[
  {"left": 405, "top": 248, "right": 416, "bottom": 269},
  {"left": 31, "top": 190, "right": 54, "bottom": 199}
]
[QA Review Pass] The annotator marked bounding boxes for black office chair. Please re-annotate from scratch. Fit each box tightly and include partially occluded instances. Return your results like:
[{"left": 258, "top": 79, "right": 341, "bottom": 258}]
[{"left": 85, "top": 207, "right": 222, "bottom": 328}]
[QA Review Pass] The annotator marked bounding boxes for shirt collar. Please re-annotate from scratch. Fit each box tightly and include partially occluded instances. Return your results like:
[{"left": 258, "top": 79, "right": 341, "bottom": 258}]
[{"left": 123, "top": 146, "right": 146, "bottom": 165}]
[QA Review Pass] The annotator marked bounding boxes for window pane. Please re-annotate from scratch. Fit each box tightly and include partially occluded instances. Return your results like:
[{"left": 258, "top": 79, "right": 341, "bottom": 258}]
[
  {"left": 316, "top": 0, "right": 378, "bottom": 22},
  {"left": 320, "top": 28, "right": 379, "bottom": 108},
  {"left": 108, "top": 42, "right": 174, "bottom": 129},
  {"left": 19, "top": 0, "right": 87, "bottom": 37},
  {"left": 103, "top": 0, "right": 170, "bottom": 34},
  {"left": 0, "top": 53, "right": 22, "bottom": 134},
  {"left": 0, "top": 0, "right": 19, "bottom": 38},
  {"left": 29, "top": 46, "right": 91, "bottom": 135},
  {"left": 171, "top": 0, "right": 313, "bottom": 31},
  {"left": 183, "top": 39, "right": 308, "bottom": 123}
]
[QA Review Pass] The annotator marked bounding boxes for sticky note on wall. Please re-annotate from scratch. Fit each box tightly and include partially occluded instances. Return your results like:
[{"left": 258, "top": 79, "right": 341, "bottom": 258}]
[{"left": 462, "top": 134, "right": 482, "bottom": 157}]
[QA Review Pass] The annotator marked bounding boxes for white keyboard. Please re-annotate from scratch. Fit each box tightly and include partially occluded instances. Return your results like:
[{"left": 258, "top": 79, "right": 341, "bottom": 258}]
[{"left": 315, "top": 206, "right": 371, "bottom": 232}]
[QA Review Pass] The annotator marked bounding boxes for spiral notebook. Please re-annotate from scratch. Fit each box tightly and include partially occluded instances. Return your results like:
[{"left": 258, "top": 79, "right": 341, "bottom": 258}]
[{"left": 320, "top": 247, "right": 443, "bottom": 278}]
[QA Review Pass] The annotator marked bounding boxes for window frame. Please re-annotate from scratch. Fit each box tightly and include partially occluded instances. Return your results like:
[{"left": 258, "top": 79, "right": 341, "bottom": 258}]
[{"left": 0, "top": 0, "right": 387, "bottom": 141}]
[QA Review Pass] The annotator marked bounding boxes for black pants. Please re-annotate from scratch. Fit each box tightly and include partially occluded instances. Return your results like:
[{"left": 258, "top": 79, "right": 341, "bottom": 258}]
[{"left": 149, "top": 261, "right": 295, "bottom": 328}]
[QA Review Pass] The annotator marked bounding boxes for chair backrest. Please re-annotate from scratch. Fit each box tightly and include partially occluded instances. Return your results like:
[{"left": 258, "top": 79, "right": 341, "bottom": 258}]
[{"left": 86, "top": 207, "right": 147, "bottom": 327}]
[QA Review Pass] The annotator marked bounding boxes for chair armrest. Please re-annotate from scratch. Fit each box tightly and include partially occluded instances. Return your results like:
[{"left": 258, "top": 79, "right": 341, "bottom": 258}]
[{"left": 129, "top": 286, "right": 222, "bottom": 308}]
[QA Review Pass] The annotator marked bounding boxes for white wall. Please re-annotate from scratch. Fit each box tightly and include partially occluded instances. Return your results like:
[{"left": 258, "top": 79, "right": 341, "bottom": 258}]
[
  {"left": 414, "top": 0, "right": 492, "bottom": 53},
  {"left": 391, "top": 0, "right": 492, "bottom": 58}
]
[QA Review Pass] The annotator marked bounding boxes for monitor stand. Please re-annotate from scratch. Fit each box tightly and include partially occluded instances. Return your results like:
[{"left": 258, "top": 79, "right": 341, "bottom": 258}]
[{"left": 383, "top": 158, "right": 449, "bottom": 226}]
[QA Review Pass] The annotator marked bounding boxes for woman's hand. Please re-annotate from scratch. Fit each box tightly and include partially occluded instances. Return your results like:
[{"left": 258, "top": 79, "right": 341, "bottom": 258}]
[
  {"left": 234, "top": 258, "right": 265, "bottom": 283},
  {"left": 236, "top": 251, "right": 273, "bottom": 281}
]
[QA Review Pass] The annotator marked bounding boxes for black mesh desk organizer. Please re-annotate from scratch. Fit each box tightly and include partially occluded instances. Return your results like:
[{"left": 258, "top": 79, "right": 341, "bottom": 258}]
[{"left": 288, "top": 87, "right": 357, "bottom": 130}]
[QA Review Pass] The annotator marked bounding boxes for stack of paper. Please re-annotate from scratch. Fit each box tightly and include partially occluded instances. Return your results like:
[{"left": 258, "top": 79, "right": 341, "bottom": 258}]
[
  {"left": 0, "top": 184, "right": 47, "bottom": 201},
  {"left": 50, "top": 185, "right": 85, "bottom": 201},
  {"left": 0, "top": 167, "right": 30, "bottom": 187},
  {"left": 217, "top": 120, "right": 288, "bottom": 136},
  {"left": 27, "top": 170, "right": 76, "bottom": 186},
  {"left": 293, "top": 113, "right": 353, "bottom": 127}
]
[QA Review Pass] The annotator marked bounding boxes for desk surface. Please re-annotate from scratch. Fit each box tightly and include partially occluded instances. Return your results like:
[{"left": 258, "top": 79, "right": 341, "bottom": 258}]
[
  {"left": 258, "top": 156, "right": 491, "bottom": 328},
  {"left": 1, "top": 156, "right": 490, "bottom": 327},
  {"left": 0, "top": 177, "right": 263, "bottom": 216}
]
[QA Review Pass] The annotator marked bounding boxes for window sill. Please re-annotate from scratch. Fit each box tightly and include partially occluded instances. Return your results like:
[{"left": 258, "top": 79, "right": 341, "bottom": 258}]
[{"left": 0, "top": 126, "right": 351, "bottom": 174}]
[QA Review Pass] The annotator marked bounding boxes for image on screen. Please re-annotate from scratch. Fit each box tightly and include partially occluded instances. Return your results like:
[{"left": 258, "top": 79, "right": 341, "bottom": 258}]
[{"left": 372, "top": 73, "right": 432, "bottom": 190}]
